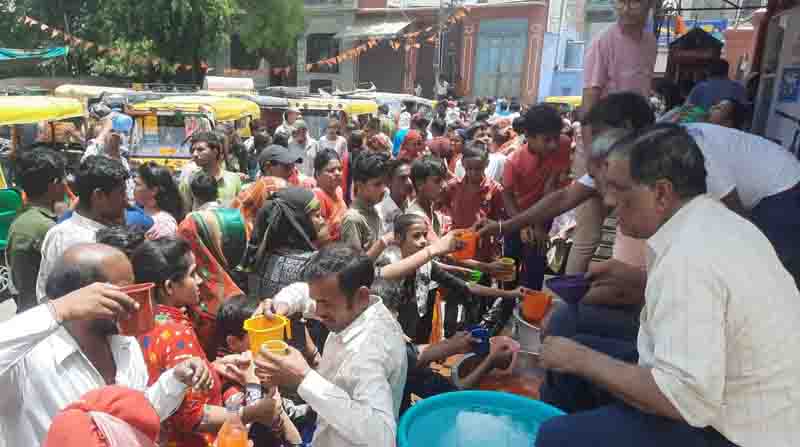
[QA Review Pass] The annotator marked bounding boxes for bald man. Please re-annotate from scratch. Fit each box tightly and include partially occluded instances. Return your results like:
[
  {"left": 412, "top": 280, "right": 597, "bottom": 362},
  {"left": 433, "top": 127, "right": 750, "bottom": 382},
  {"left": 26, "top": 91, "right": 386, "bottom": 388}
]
[{"left": 0, "top": 243, "right": 212, "bottom": 446}]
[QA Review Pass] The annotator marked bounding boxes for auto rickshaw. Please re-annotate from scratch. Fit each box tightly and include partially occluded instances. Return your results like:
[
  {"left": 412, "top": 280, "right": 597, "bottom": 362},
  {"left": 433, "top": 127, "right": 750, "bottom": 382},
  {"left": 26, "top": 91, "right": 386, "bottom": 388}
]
[
  {"left": 341, "top": 91, "right": 435, "bottom": 122},
  {"left": 126, "top": 95, "right": 261, "bottom": 170},
  {"left": 544, "top": 95, "right": 582, "bottom": 117},
  {"left": 54, "top": 84, "right": 135, "bottom": 108},
  {"left": 0, "top": 95, "right": 87, "bottom": 299},
  {"left": 286, "top": 96, "right": 378, "bottom": 140},
  {"left": 228, "top": 94, "right": 289, "bottom": 135}
]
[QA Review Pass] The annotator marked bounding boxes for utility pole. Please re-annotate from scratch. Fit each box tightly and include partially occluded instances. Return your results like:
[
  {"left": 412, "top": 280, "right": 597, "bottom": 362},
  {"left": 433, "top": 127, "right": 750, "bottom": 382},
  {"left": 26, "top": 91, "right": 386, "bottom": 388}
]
[{"left": 434, "top": 0, "right": 445, "bottom": 96}]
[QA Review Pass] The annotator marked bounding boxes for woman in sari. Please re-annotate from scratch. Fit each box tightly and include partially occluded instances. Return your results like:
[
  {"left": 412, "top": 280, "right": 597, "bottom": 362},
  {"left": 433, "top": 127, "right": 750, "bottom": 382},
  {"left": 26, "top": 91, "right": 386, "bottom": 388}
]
[
  {"left": 312, "top": 149, "right": 346, "bottom": 244},
  {"left": 397, "top": 129, "right": 425, "bottom": 161},
  {"left": 244, "top": 187, "right": 325, "bottom": 300},
  {"left": 132, "top": 238, "right": 281, "bottom": 447},
  {"left": 178, "top": 209, "right": 245, "bottom": 358}
]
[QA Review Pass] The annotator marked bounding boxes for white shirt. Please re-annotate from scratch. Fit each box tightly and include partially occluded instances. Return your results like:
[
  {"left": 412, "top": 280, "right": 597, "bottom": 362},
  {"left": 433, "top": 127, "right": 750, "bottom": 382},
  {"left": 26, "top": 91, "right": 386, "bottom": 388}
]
[
  {"left": 454, "top": 152, "right": 507, "bottom": 184},
  {"left": 290, "top": 137, "right": 320, "bottom": 178},
  {"left": 318, "top": 135, "right": 348, "bottom": 159},
  {"left": 436, "top": 80, "right": 449, "bottom": 96},
  {"left": 580, "top": 124, "right": 800, "bottom": 211},
  {"left": 275, "top": 285, "right": 408, "bottom": 447},
  {"left": 641, "top": 196, "right": 800, "bottom": 447},
  {"left": 0, "top": 305, "right": 187, "bottom": 447},
  {"left": 36, "top": 212, "right": 106, "bottom": 301},
  {"left": 376, "top": 191, "right": 405, "bottom": 237},
  {"left": 398, "top": 112, "right": 411, "bottom": 130},
  {"left": 684, "top": 123, "right": 800, "bottom": 209}
]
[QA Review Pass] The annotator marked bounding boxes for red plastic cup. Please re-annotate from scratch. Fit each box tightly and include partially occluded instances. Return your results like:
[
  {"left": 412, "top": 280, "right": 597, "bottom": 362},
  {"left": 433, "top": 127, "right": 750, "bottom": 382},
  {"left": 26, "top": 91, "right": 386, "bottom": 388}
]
[
  {"left": 521, "top": 289, "right": 552, "bottom": 323},
  {"left": 117, "top": 283, "right": 156, "bottom": 336}
]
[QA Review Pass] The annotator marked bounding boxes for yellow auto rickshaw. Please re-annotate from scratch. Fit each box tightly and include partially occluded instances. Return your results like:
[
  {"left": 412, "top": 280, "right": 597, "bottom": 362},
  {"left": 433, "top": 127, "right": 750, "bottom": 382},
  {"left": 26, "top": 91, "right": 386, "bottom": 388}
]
[
  {"left": 126, "top": 95, "right": 261, "bottom": 170},
  {"left": 54, "top": 84, "right": 135, "bottom": 108},
  {"left": 0, "top": 95, "right": 88, "bottom": 188},
  {"left": 544, "top": 96, "right": 582, "bottom": 116},
  {"left": 285, "top": 96, "right": 377, "bottom": 140}
]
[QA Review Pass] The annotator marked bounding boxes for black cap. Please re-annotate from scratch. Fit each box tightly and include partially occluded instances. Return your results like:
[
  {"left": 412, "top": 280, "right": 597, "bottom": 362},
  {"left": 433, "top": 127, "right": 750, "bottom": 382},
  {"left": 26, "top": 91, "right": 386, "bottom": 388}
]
[{"left": 258, "top": 144, "right": 303, "bottom": 166}]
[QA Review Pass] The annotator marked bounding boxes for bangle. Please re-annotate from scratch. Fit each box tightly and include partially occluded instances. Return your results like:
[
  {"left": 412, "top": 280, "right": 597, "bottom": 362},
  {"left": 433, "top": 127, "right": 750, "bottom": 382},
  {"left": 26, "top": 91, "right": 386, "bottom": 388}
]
[
  {"left": 238, "top": 405, "right": 246, "bottom": 422},
  {"left": 425, "top": 247, "right": 433, "bottom": 260}
]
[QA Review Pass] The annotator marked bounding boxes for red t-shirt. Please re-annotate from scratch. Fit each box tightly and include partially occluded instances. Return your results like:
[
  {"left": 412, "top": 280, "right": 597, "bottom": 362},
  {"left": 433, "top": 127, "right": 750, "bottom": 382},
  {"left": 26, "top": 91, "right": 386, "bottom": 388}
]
[
  {"left": 444, "top": 177, "right": 505, "bottom": 261},
  {"left": 502, "top": 140, "right": 571, "bottom": 210}
]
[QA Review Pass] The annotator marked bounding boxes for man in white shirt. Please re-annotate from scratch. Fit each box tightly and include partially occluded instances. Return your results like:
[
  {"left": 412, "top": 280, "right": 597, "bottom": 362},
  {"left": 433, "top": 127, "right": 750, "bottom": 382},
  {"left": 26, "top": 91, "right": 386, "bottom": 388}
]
[
  {"left": 435, "top": 76, "right": 449, "bottom": 100},
  {"left": 253, "top": 244, "right": 408, "bottom": 447},
  {"left": 0, "top": 243, "right": 212, "bottom": 447},
  {"left": 480, "top": 92, "right": 800, "bottom": 289},
  {"left": 289, "top": 120, "right": 320, "bottom": 178},
  {"left": 36, "top": 155, "right": 129, "bottom": 301},
  {"left": 536, "top": 124, "right": 800, "bottom": 447}
]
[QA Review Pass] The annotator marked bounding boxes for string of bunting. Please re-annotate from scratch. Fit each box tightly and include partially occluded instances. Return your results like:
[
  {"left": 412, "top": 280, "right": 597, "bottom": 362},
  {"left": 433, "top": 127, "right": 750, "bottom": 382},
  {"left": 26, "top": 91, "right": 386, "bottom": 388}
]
[
  {"left": 224, "top": 7, "right": 467, "bottom": 77},
  {"left": 18, "top": 7, "right": 467, "bottom": 77},
  {"left": 17, "top": 15, "right": 198, "bottom": 72}
]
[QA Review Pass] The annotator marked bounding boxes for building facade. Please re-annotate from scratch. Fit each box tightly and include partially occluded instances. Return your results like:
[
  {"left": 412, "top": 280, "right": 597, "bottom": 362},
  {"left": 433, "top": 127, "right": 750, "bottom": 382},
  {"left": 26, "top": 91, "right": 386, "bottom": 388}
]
[{"left": 294, "top": 0, "right": 548, "bottom": 104}]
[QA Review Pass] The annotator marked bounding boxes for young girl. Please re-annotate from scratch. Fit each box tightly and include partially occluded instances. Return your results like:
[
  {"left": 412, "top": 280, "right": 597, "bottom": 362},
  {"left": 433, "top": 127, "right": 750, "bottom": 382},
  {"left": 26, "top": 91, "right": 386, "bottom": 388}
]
[{"left": 378, "top": 213, "right": 523, "bottom": 344}]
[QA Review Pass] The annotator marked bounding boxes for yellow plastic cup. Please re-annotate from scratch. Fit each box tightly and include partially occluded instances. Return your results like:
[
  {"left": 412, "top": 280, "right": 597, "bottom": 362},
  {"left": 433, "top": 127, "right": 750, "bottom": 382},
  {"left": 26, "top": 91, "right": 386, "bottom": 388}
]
[
  {"left": 262, "top": 340, "right": 289, "bottom": 356},
  {"left": 495, "top": 257, "right": 517, "bottom": 282},
  {"left": 243, "top": 314, "right": 292, "bottom": 356}
]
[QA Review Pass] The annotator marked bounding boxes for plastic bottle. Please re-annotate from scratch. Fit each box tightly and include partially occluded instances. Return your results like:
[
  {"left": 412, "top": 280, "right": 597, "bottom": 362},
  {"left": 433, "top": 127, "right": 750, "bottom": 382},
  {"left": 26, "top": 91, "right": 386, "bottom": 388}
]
[{"left": 216, "top": 405, "right": 249, "bottom": 447}]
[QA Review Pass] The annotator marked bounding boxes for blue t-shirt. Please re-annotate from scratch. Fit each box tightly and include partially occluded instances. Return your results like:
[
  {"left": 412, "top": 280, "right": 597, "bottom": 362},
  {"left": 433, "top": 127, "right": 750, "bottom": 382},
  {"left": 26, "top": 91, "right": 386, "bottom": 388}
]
[
  {"left": 686, "top": 78, "right": 747, "bottom": 109},
  {"left": 58, "top": 206, "right": 154, "bottom": 230}
]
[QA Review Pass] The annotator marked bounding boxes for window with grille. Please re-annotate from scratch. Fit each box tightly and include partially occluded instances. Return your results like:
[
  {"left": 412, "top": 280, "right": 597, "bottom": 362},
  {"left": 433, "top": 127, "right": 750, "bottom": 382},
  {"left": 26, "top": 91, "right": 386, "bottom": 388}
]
[
  {"left": 307, "top": 34, "right": 340, "bottom": 73},
  {"left": 563, "top": 40, "right": 584, "bottom": 69}
]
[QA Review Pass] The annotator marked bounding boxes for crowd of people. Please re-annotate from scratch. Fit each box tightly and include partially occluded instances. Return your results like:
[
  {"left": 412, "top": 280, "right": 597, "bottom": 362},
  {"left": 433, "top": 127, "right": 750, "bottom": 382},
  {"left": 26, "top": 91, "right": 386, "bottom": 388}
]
[{"left": 1, "top": 0, "right": 800, "bottom": 442}]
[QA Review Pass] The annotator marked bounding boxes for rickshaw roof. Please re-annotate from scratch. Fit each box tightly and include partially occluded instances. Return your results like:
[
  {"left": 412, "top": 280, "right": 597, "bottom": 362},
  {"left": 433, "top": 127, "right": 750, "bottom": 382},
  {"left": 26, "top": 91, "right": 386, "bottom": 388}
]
[
  {"left": 54, "top": 84, "right": 134, "bottom": 99},
  {"left": 231, "top": 94, "right": 289, "bottom": 108},
  {"left": 128, "top": 95, "right": 261, "bottom": 121},
  {"left": 544, "top": 96, "right": 582, "bottom": 108},
  {"left": 0, "top": 96, "right": 85, "bottom": 125},
  {"left": 287, "top": 97, "right": 377, "bottom": 116}
]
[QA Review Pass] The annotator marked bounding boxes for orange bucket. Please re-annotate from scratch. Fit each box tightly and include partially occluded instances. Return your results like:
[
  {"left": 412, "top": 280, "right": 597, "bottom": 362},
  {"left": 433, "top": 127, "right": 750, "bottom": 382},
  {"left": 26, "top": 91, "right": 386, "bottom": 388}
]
[
  {"left": 521, "top": 289, "right": 552, "bottom": 323},
  {"left": 243, "top": 315, "right": 292, "bottom": 355},
  {"left": 451, "top": 229, "right": 477, "bottom": 260}
]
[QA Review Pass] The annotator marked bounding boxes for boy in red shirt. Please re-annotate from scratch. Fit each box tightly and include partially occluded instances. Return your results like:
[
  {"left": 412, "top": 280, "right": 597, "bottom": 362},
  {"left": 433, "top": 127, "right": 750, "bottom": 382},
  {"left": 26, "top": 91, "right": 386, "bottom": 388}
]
[
  {"left": 444, "top": 140, "right": 508, "bottom": 331},
  {"left": 502, "top": 104, "right": 570, "bottom": 290}
]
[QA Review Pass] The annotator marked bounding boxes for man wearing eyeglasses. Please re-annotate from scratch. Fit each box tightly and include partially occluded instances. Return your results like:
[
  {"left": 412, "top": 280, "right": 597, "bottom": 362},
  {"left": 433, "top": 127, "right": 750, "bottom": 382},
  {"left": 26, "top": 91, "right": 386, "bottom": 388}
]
[{"left": 567, "top": 0, "right": 659, "bottom": 275}]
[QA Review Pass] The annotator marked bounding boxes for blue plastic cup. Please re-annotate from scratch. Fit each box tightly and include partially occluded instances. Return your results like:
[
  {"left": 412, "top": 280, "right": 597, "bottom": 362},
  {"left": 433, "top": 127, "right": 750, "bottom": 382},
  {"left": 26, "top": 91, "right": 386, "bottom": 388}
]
[{"left": 469, "top": 326, "right": 490, "bottom": 355}]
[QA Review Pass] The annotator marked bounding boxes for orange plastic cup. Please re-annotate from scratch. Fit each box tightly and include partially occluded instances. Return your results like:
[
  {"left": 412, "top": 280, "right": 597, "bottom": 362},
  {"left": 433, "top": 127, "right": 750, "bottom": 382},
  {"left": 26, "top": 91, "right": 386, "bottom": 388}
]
[
  {"left": 451, "top": 229, "right": 477, "bottom": 260},
  {"left": 521, "top": 289, "right": 552, "bottom": 323},
  {"left": 243, "top": 315, "right": 293, "bottom": 356},
  {"left": 494, "top": 257, "right": 517, "bottom": 282},
  {"left": 117, "top": 283, "right": 155, "bottom": 336}
]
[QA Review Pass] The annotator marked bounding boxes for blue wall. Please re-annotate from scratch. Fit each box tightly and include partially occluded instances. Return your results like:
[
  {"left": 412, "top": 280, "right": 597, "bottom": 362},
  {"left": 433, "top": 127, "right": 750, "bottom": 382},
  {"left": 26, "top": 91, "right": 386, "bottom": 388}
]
[
  {"left": 538, "top": 32, "right": 558, "bottom": 102},
  {"left": 550, "top": 70, "right": 584, "bottom": 97},
  {"left": 538, "top": 31, "right": 585, "bottom": 101}
]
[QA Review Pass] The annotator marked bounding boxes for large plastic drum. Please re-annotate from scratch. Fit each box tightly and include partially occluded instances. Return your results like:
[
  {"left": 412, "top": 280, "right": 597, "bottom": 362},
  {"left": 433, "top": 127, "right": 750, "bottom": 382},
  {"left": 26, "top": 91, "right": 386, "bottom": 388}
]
[{"left": 398, "top": 390, "right": 564, "bottom": 447}]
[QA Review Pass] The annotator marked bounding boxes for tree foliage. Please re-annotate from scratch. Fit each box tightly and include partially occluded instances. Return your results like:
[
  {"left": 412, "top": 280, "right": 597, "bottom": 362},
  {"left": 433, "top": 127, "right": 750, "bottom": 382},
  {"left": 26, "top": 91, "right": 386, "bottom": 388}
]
[
  {"left": 236, "top": 0, "right": 305, "bottom": 60},
  {"left": 0, "top": 0, "right": 305, "bottom": 81}
]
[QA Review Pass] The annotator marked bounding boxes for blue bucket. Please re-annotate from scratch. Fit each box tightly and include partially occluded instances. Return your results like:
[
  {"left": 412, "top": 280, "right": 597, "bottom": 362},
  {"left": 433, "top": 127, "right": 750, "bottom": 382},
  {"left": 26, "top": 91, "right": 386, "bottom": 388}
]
[{"left": 398, "top": 390, "right": 565, "bottom": 447}]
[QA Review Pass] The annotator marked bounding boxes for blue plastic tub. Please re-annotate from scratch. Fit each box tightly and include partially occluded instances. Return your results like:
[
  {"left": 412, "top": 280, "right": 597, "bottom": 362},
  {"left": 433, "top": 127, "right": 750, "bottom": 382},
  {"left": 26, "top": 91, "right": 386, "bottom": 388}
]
[{"left": 398, "top": 390, "right": 565, "bottom": 447}]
